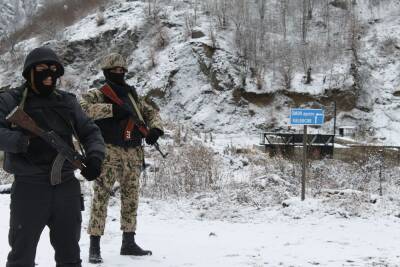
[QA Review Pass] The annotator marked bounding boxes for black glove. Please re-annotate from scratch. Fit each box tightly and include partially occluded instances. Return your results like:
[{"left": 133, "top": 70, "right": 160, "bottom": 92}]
[
  {"left": 112, "top": 103, "right": 132, "bottom": 119},
  {"left": 81, "top": 157, "right": 102, "bottom": 181},
  {"left": 145, "top": 128, "right": 163, "bottom": 145}
]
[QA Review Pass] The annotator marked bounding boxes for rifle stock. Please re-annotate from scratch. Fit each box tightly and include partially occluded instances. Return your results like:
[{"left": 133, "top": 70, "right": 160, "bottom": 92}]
[
  {"left": 6, "top": 106, "right": 84, "bottom": 185},
  {"left": 6, "top": 106, "right": 44, "bottom": 136}
]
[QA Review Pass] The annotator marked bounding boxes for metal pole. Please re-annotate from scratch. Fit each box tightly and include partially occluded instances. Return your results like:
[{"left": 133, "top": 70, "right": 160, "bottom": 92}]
[
  {"left": 333, "top": 101, "right": 337, "bottom": 153},
  {"left": 302, "top": 125, "right": 308, "bottom": 201},
  {"left": 333, "top": 100, "right": 337, "bottom": 136},
  {"left": 379, "top": 149, "right": 383, "bottom": 197}
]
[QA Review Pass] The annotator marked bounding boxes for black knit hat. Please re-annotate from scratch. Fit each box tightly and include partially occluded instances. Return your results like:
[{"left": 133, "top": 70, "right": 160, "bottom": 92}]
[{"left": 22, "top": 47, "right": 64, "bottom": 79}]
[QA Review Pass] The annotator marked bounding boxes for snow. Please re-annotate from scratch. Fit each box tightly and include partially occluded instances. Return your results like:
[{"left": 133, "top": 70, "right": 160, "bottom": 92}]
[
  {"left": 63, "top": 2, "right": 146, "bottom": 42},
  {"left": 0, "top": 0, "right": 44, "bottom": 35},
  {"left": 356, "top": 1, "right": 400, "bottom": 145},
  {"left": 1, "top": 1, "right": 400, "bottom": 266},
  {"left": 0, "top": 192, "right": 400, "bottom": 266},
  {"left": 1, "top": 0, "right": 400, "bottom": 144}
]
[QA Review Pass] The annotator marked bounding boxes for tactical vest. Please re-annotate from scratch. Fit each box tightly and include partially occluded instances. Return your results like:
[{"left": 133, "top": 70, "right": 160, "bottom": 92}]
[{"left": 95, "top": 85, "right": 143, "bottom": 148}]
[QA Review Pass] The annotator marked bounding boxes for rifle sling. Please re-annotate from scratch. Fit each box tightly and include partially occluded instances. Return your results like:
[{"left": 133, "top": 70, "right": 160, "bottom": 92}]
[
  {"left": 51, "top": 108, "right": 86, "bottom": 158},
  {"left": 127, "top": 93, "right": 145, "bottom": 124}
]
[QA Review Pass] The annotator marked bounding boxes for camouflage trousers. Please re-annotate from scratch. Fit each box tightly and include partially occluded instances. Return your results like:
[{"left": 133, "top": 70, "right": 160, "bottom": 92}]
[{"left": 88, "top": 144, "right": 144, "bottom": 236}]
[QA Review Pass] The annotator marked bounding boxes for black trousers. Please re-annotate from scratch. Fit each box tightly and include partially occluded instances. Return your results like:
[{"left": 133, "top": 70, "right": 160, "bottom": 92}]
[{"left": 6, "top": 178, "right": 82, "bottom": 267}]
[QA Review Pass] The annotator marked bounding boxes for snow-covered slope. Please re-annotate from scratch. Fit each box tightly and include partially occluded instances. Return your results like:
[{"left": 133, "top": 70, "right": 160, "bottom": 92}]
[
  {"left": 0, "top": 0, "right": 43, "bottom": 35},
  {"left": 0, "top": 0, "right": 400, "bottom": 143},
  {"left": 355, "top": 3, "right": 400, "bottom": 144}
]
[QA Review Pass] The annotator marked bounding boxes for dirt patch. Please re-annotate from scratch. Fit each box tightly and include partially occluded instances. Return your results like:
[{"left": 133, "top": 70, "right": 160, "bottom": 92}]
[
  {"left": 231, "top": 87, "right": 357, "bottom": 114},
  {"left": 321, "top": 89, "right": 357, "bottom": 111},
  {"left": 239, "top": 91, "right": 274, "bottom": 107},
  {"left": 281, "top": 90, "right": 316, "bottom": 107}
]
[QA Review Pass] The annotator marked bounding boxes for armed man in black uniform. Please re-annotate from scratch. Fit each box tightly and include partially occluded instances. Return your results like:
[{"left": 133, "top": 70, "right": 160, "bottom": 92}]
[{"left": 0, "top": 47, "right": 105, "bottom": 267}]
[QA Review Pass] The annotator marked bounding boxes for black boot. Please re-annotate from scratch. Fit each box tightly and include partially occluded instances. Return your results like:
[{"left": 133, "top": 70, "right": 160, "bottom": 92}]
[
  {"left": 120, "top": 232, "right": 152, "bottom": 256},
  {"left": 89, "top": 235, "right": 103, "bottom": 264}
]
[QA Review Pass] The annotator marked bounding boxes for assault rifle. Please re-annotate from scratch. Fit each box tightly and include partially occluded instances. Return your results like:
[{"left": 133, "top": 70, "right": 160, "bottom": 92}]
[
  {"left": 121, "top": 103, "right": 168, "bottom": 158},
  {"left": 100, "top": 84, "right": 168, "bottom": 158},
  {"left": 6, "top": 106, "right": 84, "bottom": 185}
]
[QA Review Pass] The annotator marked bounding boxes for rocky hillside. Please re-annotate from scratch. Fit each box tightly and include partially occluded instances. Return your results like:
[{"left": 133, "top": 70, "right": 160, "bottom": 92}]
[{"left": 0, "top": 0, "right": 399, "bottom": 143}]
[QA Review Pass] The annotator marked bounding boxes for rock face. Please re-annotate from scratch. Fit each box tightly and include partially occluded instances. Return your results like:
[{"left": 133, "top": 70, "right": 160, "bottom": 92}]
[
  {"left": 191, "top": 29, "right": 205, "bottom": 39},
  {"left": 58, "top": 28, "right": 140, "bottom": 67}
]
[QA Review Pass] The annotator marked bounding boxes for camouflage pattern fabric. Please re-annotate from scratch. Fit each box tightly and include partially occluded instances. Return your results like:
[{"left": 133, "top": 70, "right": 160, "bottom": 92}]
[
  {"left": 80, "top": 89, "right": 113, "bottom": 121},
  {"left": 88, "top": 144, "right": 143, "bottom": 236},
  {"left": 100, "top": 53, "right": 128, "bottom": 70},
  {"left": 81, "top": 86, "right": 163, "bottom": 236},
  {"left": 80, "top": 89, "right": 164, "bottom": 130}
]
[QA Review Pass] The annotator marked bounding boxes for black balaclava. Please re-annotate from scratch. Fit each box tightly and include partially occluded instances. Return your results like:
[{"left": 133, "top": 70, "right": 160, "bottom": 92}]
[
  {"left": 22, "top": 47, "right": 64, "bottom": 97},
  {"left": 104, "top": 69, "right": 126, "bottom": 86},
  {"left": 31, "top": 66, "right": 58, "bottom": 97}
]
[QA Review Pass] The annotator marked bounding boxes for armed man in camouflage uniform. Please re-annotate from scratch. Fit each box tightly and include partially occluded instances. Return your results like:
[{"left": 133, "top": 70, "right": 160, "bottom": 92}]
[{"left": 80, "top": 53, "right": 164, "bottom": 264}]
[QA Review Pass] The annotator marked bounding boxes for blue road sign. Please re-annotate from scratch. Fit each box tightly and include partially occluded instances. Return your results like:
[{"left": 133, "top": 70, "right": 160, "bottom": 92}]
[{"left": 290, "top": 109, "right": 324, "bottom": 125}]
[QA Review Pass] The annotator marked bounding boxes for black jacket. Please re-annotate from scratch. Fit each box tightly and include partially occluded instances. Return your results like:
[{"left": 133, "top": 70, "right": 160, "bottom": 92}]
[{"left": 0, "top": 85, "right": 105, "bottom": 183}]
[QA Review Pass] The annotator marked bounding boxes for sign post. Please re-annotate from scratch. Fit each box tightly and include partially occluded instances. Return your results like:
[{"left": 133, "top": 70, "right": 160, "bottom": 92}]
[
  {"left": 290, "top": 109, "right": 324, "bottom": 201},
  {"left": 302, "top": 125, "right": 307, "bottom": 201}
]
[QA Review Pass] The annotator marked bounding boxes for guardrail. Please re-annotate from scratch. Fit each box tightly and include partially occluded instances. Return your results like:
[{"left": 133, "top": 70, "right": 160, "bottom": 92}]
[{"left": 260, "top": 132, "right": 335, "bottom": 159}]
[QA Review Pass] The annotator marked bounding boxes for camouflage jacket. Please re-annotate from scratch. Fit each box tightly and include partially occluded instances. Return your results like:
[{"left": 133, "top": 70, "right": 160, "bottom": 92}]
[{"left": 80, "top": 85, "right": 163, "bottom": 165}]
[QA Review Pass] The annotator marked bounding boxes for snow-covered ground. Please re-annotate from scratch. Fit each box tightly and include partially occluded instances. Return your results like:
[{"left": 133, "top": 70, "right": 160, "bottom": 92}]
[{"left": 0, "top": 192, "right": 400, "bottom": 266}]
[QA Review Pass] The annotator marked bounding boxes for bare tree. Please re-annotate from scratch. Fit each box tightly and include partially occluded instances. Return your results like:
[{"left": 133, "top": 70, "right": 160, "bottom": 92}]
[
  {"left": 184, "top": 12, "right": 195, "bottom": 39},
  {"left": 323, "top": 0, "right": 331, "bottom": 51},
  {"left": 146, "top": 0, "right": 162, "bottom": 23},
  {"left": 307, "top": 0, "right": 315, "bottom": 20},
  {"left": 193, "top": 0, "right": 198, "bottom": 25},
  {"left": 257, "top": 0, "right": 267, "bottom": 21},
  {"left": 299, "top": 43, "right": 316, "bottom": 84},
  {"left": 280, "top": 0, "right": 288, "bottom": 41},
  {"left": 301, "top": 0, "right": 308, "bottom": 43},
  {"left": 209, "top": 26, "right": 217, "bottom": 49},
  {"left": 229, "top": 0, "right": 248, "bottom": 32},
  {"left": 277, "top": 43, "right": 294, "bottom": 90},
  {"left": 216, "top": 0, "right": 229, "bottom": 29}
]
